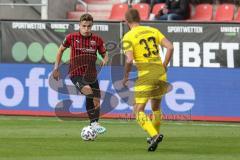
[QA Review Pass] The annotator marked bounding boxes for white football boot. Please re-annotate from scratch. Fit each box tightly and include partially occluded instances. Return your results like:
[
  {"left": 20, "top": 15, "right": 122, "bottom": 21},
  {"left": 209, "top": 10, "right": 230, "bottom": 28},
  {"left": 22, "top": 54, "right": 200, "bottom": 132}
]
[{"left": 91, "top": 122, "right": 106, "bottom": 134}]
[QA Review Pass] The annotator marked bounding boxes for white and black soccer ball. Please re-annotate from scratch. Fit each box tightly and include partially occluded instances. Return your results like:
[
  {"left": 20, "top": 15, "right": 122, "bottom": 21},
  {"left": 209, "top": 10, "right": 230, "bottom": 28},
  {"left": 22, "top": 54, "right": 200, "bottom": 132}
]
[{"left": 81, "top": 126, "right": 97, "bottom": 141}]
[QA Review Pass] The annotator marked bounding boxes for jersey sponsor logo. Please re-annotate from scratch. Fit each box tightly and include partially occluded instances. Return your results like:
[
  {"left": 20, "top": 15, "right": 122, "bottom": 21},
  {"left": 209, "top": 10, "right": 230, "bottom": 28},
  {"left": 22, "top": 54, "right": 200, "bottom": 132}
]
[{"left": 75, "top": 48, "right": 96, "bottom": 53}]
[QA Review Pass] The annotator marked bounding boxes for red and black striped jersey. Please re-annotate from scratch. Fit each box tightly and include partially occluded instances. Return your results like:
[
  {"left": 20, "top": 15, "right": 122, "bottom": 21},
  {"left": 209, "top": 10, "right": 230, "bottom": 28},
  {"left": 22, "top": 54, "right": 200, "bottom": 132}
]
[{"left": 62, "top": 32, "right": 106, "bottom": 79}]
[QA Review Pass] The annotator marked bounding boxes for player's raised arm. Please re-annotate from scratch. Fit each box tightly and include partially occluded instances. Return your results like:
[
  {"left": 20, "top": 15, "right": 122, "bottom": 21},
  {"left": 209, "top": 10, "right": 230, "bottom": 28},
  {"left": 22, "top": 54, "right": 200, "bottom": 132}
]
[
  {"left": 53, "top": 44, "right": 67, "bottom": 81},
  {"left": 161, "top": 38, "right": 174, "bottom": 69}
]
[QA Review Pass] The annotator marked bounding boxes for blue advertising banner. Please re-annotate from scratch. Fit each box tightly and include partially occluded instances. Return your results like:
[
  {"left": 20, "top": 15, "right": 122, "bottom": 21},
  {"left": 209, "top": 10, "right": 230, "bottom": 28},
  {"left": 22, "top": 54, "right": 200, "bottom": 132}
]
[{"left": 0, "top": 64, "right": 240, "bottom": 121}]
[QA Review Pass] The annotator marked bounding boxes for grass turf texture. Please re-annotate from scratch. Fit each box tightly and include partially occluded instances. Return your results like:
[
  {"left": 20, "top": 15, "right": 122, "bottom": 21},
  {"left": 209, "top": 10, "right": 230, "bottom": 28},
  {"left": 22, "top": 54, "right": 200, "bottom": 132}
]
[{"left": 0, "top": 116, "right": 240, "bottom": 160}]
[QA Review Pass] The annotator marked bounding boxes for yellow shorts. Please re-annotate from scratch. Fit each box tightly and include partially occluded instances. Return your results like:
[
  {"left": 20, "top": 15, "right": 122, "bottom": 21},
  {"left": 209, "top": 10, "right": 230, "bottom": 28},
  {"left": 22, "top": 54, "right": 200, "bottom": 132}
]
[{"left": 134, "top": 73, "right": 168, "bottom": 104}]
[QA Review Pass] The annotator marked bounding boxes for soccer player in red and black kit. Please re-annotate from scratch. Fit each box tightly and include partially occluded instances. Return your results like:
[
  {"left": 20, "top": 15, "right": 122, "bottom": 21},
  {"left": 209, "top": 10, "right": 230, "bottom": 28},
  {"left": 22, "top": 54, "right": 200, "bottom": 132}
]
[{"left": 52, "top": 13, "right": 108, "bottom": 134}]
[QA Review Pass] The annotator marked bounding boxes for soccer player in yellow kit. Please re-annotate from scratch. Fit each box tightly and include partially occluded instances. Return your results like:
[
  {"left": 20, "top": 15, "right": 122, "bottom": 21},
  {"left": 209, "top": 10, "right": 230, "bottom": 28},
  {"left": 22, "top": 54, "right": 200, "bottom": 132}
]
[{"left": 122, "top": 9, "right": 174, "bottom": 151}]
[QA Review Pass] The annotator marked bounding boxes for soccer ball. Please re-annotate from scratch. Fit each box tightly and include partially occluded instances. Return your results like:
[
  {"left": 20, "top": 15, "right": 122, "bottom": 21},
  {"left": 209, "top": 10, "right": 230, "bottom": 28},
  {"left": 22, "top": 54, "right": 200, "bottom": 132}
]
[{"left": 81, "top": 126, "right": 97, "bottom": 141}]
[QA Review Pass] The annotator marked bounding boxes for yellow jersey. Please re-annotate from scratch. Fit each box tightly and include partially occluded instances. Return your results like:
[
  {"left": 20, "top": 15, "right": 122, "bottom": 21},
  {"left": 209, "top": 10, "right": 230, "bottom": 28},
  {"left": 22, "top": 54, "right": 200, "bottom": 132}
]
[
  {"left": 123, "top": 26, "right": 165, "bottom": 63},
  {"left": 123, "top": 25, "right": 166, "bottom": 78},
  {"left": 123, "top": 26, "right": 168, "bottom": 103}
]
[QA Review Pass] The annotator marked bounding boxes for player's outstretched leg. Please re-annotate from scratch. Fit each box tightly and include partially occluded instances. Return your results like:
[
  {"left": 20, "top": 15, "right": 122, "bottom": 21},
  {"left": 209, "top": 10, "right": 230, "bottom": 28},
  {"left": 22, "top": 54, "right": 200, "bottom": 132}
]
[{"left": 86, "top": 95, "right": 106, "bottom": 134}]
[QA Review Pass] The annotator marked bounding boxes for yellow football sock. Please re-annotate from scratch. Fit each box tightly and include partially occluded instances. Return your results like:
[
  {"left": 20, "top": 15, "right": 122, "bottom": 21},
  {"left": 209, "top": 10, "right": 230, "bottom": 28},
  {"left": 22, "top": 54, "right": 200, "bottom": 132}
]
[
  {"left": 136, "top": 112, "right": 158, "bottom": 137},
  {"left": 152, "top": 110, "right": 161, "bottom": 133}
]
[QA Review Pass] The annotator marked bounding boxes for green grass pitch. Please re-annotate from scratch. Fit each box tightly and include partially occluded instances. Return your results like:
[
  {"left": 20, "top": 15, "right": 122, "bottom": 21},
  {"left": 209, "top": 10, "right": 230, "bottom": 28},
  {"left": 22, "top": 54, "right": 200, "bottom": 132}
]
[{"left": 0, "top": 116, "right": 240, "bottom": 160}]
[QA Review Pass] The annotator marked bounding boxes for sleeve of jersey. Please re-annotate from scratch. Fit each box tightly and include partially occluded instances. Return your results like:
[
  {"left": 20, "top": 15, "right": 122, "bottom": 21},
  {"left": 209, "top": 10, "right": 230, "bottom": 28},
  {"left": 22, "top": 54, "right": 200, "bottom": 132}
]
[
  {"left": 122, "top": 34, "right": 133, "bottom": 54},
  {"left": 97, "top": 38, "right": 107, "bottom": 56},
  {"left": 62, "top": 34, "right": 71, "bottom": 48},
  {"left": 157, "top": 30, "right": 165, "bottom": 46}
]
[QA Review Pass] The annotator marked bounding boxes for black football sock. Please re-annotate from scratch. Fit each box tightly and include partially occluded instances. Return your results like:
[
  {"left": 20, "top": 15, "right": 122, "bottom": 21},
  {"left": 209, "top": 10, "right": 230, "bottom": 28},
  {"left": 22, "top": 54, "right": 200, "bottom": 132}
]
[{"left": 86, "top": 95, "right": 99, "bottom": 124}]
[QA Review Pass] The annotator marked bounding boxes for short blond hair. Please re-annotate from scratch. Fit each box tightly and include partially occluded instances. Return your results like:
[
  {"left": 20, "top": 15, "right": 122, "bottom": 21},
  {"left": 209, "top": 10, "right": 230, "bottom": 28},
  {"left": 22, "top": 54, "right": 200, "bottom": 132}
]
[{"left": 125, "top": 8, "right": 141, "bottom": 23}]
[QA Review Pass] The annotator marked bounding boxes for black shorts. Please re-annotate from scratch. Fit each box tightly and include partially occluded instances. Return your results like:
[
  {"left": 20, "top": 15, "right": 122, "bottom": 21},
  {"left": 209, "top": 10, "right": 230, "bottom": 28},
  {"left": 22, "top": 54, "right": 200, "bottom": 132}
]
[{"left": 70, "top": 76, "right": 101, "bottom": 98}]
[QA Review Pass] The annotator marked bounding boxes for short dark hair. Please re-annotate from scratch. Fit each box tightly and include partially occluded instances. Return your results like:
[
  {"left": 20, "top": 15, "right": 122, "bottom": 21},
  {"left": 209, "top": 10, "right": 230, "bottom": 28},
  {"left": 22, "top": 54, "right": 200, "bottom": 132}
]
[
  {"left": 125, "top": 8, "right": 141, "bottom": 23},
  {"left": 80, "top": 13, "right": 93, "bottom": 22}
]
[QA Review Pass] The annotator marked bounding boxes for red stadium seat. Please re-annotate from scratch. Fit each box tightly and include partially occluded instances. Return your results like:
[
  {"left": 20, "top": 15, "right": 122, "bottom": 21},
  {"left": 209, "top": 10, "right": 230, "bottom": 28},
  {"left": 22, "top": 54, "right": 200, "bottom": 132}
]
[
  {"left": 152, "top": 3, "right": 165, "bottom": 16},
  {"left": 84, "top": 0, "right": 121, "bottom": 4},
  {"left": 67, "top": 11, "right": 82, "bottom": 19},
  {"left": 132, "top": 3, "right": 151, "bottom": 20},
  {"left": 190, "top": 4, "right": 213, "bottom": 21},
  {"left": 109, "top": 3, "right": 128, "bottom": 20},
  {"left": 234, "top": 7, "right": 240, "bottom": 21},
  {"left": 75, "top": 4, "right": 85, "bottom": 11},
  {"left": 214, "top": 4, "right": 235, "bottom": 21},
  {"left": 67, "top": 11, "right": 109, "bottom": 20}
]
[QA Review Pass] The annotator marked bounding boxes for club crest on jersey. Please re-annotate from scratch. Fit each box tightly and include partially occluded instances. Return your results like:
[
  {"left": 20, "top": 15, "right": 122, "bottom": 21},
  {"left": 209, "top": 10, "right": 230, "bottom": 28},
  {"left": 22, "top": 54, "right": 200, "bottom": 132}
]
[{"left": 90, "top": 40, "right": 96, "bottom": 46}]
